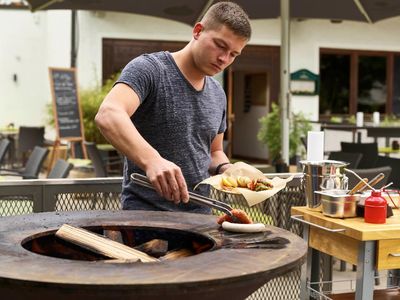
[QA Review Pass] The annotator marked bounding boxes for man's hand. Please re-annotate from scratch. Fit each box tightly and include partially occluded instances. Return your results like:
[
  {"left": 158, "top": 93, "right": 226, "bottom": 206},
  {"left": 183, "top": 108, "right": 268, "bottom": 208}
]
[{"left": 145, "top": 158, "right": 189, "bottom": 204}]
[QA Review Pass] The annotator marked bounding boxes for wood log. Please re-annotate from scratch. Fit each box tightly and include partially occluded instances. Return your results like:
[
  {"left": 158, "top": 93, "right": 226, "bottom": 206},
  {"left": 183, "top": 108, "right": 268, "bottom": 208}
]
[
  {"left": 103, "top": 229, "right": 123, "bottom": 243},
  {"left": 55, "top": 224, "right": 158, "bottom": 263},
  {"left": 135, "top": 239, "right": 168, "bottom": 258},
  {"left": 160, "top": 248, "right": 194, "bottom": 261}
]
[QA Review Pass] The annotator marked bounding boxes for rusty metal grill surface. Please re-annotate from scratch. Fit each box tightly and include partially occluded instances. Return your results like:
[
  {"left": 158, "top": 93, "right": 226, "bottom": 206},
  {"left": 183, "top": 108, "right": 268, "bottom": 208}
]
[
  {"left": 0, "top": 176, "right": 307, "bottom": 300},
  {"left": 0, "top": 210, "right": 307, "bottom": 300}
]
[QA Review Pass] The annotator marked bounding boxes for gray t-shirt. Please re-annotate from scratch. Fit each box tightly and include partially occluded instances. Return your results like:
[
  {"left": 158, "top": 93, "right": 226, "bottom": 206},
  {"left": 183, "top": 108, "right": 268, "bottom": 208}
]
[{"left": 116, "top": 51, "right": 227, "bottom": 213}]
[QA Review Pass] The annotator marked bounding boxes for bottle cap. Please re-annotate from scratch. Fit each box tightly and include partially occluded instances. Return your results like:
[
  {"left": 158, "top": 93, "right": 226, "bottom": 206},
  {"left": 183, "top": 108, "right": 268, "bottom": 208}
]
[{"left": 371, "top": 190, "right": 381, "bottom": 197}]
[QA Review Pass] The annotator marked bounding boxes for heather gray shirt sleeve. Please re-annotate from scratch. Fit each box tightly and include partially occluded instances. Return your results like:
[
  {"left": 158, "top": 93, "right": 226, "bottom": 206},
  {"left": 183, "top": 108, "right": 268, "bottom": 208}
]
[{"left": 116, "top": 55, "right": 160, "bottom": 105}]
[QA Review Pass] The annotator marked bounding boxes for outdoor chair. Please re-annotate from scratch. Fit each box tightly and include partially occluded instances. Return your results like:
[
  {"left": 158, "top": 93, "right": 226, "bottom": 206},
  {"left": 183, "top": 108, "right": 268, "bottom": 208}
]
[
  {"left": 347, "top": 165, "right": 392, "bottom": 190},
  {"left": 84, "top": 142, "right": 122, "bottom": 177},
  {"left": 340, "top": 142, "right": 378, "bottom": 169},
  {"left": 17, "top": 126, "right": 45, "bottom": 166},
  {"left": 0, "top": 138, "right": 11, "bottom": 168},
  {"left": 0, "top": 146, "right": 49, "bottom": 179},
  {"left": 47, "top": 159, "right": 74, "bottom": 179},
  {"left": 327, "top": 151, "right": 362, "bottom": 169},
  {"left": 375, "top": 156, "right": 400, "bottom": 189}
]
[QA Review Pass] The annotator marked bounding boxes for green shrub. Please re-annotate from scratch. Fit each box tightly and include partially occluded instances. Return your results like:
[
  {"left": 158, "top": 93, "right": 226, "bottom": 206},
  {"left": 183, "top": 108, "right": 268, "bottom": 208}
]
[{"left": 257, "top": 103, "right": 312, "bottom": 163}]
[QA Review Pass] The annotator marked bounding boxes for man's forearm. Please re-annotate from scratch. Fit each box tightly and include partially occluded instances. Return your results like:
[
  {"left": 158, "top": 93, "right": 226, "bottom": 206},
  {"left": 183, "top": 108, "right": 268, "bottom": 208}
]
[{"left": 95, "top": 106, "right": 160, "bottom": 171}]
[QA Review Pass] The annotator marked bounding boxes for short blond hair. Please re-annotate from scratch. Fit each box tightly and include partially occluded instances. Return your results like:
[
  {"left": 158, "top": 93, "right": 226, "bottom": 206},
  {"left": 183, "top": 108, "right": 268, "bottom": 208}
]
[{"left": 201, "top": 2, "right": 251, "bottom": 40}]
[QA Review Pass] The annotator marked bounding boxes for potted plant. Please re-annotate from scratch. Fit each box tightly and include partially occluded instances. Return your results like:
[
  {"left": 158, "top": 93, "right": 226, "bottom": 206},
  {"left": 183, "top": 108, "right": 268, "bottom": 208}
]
[{"left": 257, "top": 103, "right": 312, "bottom": 172}]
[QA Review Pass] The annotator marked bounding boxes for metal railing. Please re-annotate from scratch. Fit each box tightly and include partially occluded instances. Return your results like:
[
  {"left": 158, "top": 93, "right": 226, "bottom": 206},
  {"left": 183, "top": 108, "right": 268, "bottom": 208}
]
[{"left": 0, "top": 177, "right": 122, "bottom": 216}]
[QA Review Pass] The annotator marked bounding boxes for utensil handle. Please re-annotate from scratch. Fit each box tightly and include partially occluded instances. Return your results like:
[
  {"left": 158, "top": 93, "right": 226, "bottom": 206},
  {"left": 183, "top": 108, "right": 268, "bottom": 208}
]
[
  {"left": 358, "top": 173, "right": 385, "bottom": 193},
  {"left": 345, "top": 168, "right": 376, "bottom": 191},
  {"left": 291, "top": 215, "right": 346, "bottom": 233},
  {"left": 348, "top": 178, "right": 368, "bottom": 195}
]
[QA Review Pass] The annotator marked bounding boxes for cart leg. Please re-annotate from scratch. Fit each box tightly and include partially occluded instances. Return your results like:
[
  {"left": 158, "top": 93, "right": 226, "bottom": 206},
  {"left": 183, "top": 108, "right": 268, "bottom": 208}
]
[
  {"left": 310, "top": 249, "right": 321, "bottom": 293},
  {"left": 300, "top": 223, "right": 311, "bottom": 299},
  {"left": 355, "top": 241, "right": 375, "bottom": 300},
  {"left": 321, "top": 253, "right": 333, "bottom": 293}
]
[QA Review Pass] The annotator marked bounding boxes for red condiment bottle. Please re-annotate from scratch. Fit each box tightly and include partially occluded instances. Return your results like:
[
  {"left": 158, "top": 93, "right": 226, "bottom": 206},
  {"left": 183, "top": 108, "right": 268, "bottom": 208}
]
[{"left": 364, "top": 191, "right": 387, "bottom": 224}]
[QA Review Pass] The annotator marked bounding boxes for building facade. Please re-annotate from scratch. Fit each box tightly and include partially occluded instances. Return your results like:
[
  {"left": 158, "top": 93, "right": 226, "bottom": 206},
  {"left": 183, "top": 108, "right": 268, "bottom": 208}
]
[{"left": 1, "top": 2, "right": 399, "bottom": 159}]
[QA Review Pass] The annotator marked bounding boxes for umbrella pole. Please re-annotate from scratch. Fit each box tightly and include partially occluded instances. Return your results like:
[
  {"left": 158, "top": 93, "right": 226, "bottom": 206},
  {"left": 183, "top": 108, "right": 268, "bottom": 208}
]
[
  {"left": 280, "top": 0, "right": 291, "bottom": 165},
  {"left": 71, "top": 10, "right": 77, "bottom": 67}
]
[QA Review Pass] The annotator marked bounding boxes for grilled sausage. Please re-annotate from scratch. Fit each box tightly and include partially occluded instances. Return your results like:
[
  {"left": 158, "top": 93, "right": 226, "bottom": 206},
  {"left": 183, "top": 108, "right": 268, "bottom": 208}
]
[{"left": 217, "top": 208, "right": 252, "bottom": 224}]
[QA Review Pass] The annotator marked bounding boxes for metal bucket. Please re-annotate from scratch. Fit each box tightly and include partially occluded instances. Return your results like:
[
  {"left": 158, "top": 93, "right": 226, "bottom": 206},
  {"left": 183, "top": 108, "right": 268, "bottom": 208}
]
[{"left": 300, "top": 160, "right": 349, "bottom": 211}]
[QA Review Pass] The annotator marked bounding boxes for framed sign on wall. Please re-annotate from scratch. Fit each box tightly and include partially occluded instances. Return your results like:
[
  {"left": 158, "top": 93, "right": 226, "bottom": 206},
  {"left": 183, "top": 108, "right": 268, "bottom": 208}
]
[{"left": 290, "top": 69, "right": 319, "bottom": 96}]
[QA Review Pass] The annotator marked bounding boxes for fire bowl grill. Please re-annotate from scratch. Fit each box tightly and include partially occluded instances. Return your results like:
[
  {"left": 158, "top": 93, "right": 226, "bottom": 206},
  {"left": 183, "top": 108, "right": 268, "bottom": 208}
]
[{"left": 0, "top": 210, "right": 307, "bottom": 300}]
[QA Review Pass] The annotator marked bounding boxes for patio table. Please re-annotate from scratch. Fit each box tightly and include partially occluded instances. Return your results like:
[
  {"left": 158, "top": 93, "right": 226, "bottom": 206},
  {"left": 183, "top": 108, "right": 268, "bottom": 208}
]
[
  {"left": 366, "top": 126, "right": 400, "bottom": 147},
  {"left": 321, "top": 123, "right": 362, "bottom": 142},
  {"left": 378, "top": 147, "right": 400, "bottom": 158},
  {"left": 321, "top": 123, "right": 400, "bottom": 146}
]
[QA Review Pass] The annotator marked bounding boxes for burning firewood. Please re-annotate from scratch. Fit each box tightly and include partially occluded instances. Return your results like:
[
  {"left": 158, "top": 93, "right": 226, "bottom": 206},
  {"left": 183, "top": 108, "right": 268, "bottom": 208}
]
[
  {"left": 192, "top": 241, "right": 212, "bottom": 254},
  {"left": 159, "top": 248, "right": 194, "bottom": 261},
  {"left": 134, "top": 239, "right": 169, "bottom": 258},
  {"left": 104, "top": 229, "right": 123, "bottom": 243}
]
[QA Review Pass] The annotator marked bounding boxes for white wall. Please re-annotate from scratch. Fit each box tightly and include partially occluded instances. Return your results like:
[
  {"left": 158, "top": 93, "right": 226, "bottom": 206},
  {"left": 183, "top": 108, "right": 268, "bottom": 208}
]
[
  {"left": 76, "top": 11, "right": 193, "bottom": 88},
  {"left": 0, "top": 9, "right": 71, "bottom": 130}
]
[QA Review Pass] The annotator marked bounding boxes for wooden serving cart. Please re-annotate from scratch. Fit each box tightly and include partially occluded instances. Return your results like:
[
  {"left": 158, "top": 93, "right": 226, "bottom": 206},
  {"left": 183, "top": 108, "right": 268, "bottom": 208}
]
[{"left": 291, "top": 206, "right": 400, "bottom": 300}]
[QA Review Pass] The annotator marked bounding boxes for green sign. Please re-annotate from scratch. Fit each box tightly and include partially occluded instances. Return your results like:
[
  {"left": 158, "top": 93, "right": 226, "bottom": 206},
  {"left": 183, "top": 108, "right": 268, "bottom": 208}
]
[{"left": 290, "top": 69, "right": 319, "bottom": 96}]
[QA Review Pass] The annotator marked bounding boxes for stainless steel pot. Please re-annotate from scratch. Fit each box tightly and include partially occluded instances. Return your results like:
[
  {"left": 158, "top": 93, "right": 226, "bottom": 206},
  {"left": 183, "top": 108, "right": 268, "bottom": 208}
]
[
  {"left": 300, "top": 160, "right": 349, "bottom": 211},
  {"left": 315, "top": 190, "right": 360, "bottom": 218}
]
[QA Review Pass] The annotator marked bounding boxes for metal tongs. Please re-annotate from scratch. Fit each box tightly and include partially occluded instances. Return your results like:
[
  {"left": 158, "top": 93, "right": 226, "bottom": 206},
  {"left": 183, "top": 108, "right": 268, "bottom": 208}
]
[{"left": 130, "top": 173, "right": 236, "bottom": 219}]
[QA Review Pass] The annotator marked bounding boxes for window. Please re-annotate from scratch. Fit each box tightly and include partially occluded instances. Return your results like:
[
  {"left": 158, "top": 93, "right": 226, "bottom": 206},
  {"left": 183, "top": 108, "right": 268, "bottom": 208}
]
[
  {"left": 319, "top": 49, "right": 400, "bottom": 116},
  {"left": 358, "top": 56, "right": 386, "bottom": 113},
  {"left": 393, "top": 55, "right": 400, "bottom": 115},
  {"left": 320, "top": 54, "right": 350, "bottom": 114}
]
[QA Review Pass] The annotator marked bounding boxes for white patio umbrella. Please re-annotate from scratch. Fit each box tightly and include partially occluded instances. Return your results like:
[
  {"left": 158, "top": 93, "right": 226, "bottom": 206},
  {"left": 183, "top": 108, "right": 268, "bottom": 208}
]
[{"left": 26, "top": 0, "right": 400, "bottom": 163}]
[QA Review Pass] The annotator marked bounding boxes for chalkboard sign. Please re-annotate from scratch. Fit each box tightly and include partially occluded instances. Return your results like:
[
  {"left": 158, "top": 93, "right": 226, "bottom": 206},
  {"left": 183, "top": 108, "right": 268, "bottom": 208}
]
[
  {"left": 49, "top": 67, "right": 87, "bottom": 159},
  {"left": 49, "top": 67, "right": 84, "bottom": 140}
]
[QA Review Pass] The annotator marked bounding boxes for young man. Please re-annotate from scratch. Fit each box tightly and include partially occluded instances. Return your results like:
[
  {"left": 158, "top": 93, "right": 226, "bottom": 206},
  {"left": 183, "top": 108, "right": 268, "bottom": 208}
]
[{"left": 95, "top": 2, "right": 251, "bottom": 213}]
